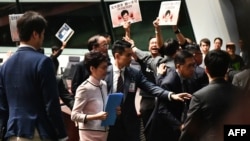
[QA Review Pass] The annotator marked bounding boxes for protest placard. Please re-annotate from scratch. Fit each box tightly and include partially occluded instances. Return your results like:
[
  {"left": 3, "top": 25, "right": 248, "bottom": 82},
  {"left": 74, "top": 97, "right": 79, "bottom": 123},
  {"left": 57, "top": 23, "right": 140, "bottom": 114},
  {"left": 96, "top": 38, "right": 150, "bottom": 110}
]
[
  {"left": 109, "top": 0, "right": 142, "bottom": 28},
  {"left": 9, "top": 14, "right": 23, "bottom": 42},
  {"left": 158, "top": 1, "right": 181, "bottom": 26},
  {"left": 55, "top": 23, "right": 74, "bottom": 42}
]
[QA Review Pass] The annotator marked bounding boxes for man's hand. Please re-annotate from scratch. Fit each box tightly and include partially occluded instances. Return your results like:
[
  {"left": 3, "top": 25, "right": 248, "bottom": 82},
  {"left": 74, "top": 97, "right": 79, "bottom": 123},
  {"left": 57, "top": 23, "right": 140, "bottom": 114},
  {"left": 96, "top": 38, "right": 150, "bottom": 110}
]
[
  {"left": 157, "top": 63, "right": 167, "bottom": 76},
  {"left": 123, "top": 21, "right": 131, "bottom": 31},
  {"left": 171, "top": 93, "right": 192, "bottom": 102},
  {"left": 122, "top": 36, "right": 135, "bottom": 47},
  {"left": 153, "top": 17, "right": 160, "bottom": 28}
]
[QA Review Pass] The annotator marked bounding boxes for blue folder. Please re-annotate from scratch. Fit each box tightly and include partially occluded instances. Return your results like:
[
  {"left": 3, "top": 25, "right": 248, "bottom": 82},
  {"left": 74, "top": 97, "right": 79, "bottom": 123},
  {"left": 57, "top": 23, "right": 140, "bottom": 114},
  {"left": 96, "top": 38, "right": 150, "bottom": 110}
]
[{"left": 101, "top": 93, "right": 123, "bottom": 126}]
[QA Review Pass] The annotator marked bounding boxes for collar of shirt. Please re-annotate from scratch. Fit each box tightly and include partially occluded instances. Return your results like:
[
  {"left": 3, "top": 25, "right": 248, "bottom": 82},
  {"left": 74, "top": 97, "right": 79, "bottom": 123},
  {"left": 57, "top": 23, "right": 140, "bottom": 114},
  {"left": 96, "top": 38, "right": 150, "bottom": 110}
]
[
  {"left": 113, "top": 65, "right": 125, "bottom": 74},
  {"left": 88, "top": 75, "right": 103, "bottom": 87},
  {"left": 19, "top": 44, "right": 36, "bottom": 50}
]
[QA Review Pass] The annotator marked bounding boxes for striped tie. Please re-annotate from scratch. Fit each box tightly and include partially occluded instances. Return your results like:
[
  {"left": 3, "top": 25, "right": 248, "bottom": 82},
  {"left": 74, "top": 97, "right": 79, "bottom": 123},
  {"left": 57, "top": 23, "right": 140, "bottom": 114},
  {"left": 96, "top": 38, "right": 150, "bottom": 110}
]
[{"left": 116, "top": 70, "right": 124, "bottom": 93}]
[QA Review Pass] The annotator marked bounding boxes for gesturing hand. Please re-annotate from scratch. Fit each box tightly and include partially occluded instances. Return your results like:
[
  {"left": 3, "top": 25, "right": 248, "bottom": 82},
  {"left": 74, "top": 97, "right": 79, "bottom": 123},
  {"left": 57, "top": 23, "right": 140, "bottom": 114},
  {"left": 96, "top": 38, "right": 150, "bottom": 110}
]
[{"left": 171, "top": 93, "right": 192, "bottom": 102}]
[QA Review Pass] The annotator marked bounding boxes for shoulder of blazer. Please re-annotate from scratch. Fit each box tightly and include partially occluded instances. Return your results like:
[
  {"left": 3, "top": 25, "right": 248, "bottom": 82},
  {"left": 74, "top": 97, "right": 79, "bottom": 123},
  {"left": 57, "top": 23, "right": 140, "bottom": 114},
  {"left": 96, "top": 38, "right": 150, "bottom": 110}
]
[{"left": 107, "top": 65, "right": 113, "bottom": 72}]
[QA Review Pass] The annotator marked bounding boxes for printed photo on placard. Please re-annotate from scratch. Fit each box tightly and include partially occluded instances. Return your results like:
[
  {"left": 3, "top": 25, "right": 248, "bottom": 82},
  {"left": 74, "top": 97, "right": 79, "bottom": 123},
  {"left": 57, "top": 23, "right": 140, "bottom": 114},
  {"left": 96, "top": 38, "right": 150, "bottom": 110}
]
[
  {"left": 55, "top": 23, "right": 74, "bottom": 43},
  {"left": 109, "top": 0, "right": 142, "bottom": 28},
  {"left": 158, "top": 1, "right": 181, "bottom": 26},
  {"left": 9, "top": 14, "right": 23, "bottom": 42}
]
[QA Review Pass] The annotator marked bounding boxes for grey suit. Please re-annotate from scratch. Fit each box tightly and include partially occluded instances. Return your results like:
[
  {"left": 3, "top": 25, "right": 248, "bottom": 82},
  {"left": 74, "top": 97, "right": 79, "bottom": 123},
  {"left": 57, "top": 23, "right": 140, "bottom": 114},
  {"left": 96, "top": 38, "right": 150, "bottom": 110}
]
[
  {"left": 179, "top": 78, "right": 241, "bottom": 141},
  {"left": 232, "top": 68, "right": 250, "bottom": 91}
]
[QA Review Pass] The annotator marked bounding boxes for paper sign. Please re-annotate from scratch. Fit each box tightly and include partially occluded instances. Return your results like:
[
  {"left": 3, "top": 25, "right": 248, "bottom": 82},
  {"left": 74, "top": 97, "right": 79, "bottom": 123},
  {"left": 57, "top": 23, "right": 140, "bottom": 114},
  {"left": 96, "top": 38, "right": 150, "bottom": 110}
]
[
  {"left": 158, "top": 1, "right": 181, "bottom": 26},
  {"left": 55, "top": 23, "right": 74, "bottom": 42},
  {"left": 109, "top": 0, "right": 142, "bottom": 28},
  {"left": 9, "top": 14, "right": 23, "bottom": 42}
]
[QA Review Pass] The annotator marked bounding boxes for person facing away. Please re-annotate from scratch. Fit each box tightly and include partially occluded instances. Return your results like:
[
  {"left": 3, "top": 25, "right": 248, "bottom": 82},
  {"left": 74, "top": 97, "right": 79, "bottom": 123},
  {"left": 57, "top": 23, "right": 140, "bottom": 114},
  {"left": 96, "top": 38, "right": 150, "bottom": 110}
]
[
  {"left": 105, "top": 39, "right": 192, "bottom": 141},
  {"left": 71, "top": 34, "right": 111, "bottom": 95},
  {"left": 71, "top": 51, "right": 110, "bottom": 141},
  {"left": 179, "top": 50, "right": 242, "bottom": 141},
  {"left": 0, "top": 11, "right": 67, "bottom": 141},
  {"left": 50, "top": 41, "right": 67, "bottom": 74}
]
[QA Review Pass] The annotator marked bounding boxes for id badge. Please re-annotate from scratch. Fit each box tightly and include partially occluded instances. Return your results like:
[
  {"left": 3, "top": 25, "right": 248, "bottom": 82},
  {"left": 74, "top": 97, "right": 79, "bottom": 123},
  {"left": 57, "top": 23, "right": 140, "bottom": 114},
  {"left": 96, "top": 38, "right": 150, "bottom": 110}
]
[{"left": 129, "top": 82, "right": 136, "bottom": 92}]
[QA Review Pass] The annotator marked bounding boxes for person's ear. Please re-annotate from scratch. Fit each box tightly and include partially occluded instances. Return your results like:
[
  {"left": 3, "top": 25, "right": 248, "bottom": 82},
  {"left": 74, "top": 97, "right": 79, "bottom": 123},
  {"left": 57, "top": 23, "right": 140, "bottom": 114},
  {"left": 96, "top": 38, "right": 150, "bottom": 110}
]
[
  {"left": 90, "top": 66, "right": 95, "bottom": 73},
  {"left": 114, "top": 52, "right": 120, "bottom": 59},
  {"left": 32, "top": 31, "right": 39, "bottom": 39},
  {"left": 176, "top": 64, "right": 180, "bottom": 69}
]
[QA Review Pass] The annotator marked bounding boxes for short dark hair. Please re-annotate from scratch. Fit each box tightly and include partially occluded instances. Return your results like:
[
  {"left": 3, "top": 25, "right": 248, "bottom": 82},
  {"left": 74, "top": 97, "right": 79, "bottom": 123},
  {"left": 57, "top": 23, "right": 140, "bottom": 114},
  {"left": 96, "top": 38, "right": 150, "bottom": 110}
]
[
  {"left": 84, "top": 51, "right": 108, "bottom": 74},
  {"left": 200, "top": 38, "right": 211, "bottom": 46},
  {"left": 214, "top": 37, "right": 223, "bottom": 44},
  {"left": 17, "top": 11, "right": 47, "bottom": 41},
  {"left": 162, "top": 38, "right": 179, "bottom": 56},
  {"left": 185, "top": 44, "right": 201, "bottom": 54},
  {"left": 51, "top": 45, "right": 59, "bottom": 52},
  {"left": 121, "top": 10, "right": 129, "bottom": 17},
  {"left": 205, "top": 50, "right": 230, "bottom": 78},
  {"left": 111, "top": 40, "right": 131, "bottom": 57},
  {"left": 174, "top": 50, "right": 194, "bottom": 66}
]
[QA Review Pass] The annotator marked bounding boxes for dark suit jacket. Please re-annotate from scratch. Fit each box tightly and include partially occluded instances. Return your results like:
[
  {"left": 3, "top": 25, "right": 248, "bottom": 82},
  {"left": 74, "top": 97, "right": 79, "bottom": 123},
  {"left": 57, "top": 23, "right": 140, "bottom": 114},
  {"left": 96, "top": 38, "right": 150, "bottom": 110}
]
[
  {"left": 193, "top": 66, "right": 209, "bottom": 90},
  {"left": 0, "top": 47, "right": 67, "bottom": 140},
  {"left": 147, "top": 69, "right": 198, "bottom": 141},
  {"left": 105, "top": 65, "right": 170, "bottom": 141},
  {"left": 56, "top": 76, "right": 74, "bottom": 110},
  {"left": 179, "top": 78, "right": 241, "bottom": 141},
  {"left": 70, "top": 60, "right": 89, "bottom": 95}
]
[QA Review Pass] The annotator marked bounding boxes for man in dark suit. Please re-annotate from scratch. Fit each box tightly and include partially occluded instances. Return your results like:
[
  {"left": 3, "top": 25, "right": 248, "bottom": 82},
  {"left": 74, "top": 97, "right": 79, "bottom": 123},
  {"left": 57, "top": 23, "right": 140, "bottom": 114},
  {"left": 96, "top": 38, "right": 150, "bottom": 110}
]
[
  {"left": 71, "top": 34, "right": 111, "bottom": 95},
  {"left": 179, "top": 50, "right": 241, "bottom": 141},
  {"left": 148, "top": 50, "right": 198, "bottom": 141},
  {"left": 185, "top": 44, "right": 209, "bottom": 89},
  {"left": 105, "top": 40, "right": 192, "bottom": 141},
  {"left": 0, "top": 11, "right": 67, "bottom": 140}
]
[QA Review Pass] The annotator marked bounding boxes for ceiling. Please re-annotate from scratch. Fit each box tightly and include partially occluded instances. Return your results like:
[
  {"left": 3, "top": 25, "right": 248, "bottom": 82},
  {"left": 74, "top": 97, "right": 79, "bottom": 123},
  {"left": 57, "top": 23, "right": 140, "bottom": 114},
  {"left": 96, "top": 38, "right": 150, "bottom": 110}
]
[{"left": 0, "top": 2, "right": 95, "bottom": 27}]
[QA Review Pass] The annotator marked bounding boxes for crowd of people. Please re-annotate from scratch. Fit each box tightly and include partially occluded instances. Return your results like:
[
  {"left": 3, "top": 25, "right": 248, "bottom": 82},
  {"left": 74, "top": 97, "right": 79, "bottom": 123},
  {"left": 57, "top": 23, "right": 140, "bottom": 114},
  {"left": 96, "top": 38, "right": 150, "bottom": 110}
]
[{"left": 0, "top": 10, "right": 249, "bottom": 141}]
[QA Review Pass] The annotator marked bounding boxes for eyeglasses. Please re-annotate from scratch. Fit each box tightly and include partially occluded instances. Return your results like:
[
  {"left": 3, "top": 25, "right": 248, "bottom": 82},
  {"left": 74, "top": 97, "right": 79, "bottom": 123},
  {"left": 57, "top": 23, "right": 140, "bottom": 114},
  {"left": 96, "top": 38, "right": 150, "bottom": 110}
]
[{"left": 100, "top": 44, "right": 109, "bottom": 48}]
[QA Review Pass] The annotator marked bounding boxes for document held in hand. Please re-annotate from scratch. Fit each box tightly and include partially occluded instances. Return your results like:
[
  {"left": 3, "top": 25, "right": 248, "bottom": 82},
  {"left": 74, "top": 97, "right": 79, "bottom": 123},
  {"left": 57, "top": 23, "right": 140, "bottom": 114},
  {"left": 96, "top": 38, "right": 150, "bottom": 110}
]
[
  {"left": 101, "top": 93, "right": 123, "bottom": 126},
  {"left": 55, "top": 23, "right": 74, "bottom": 42}
]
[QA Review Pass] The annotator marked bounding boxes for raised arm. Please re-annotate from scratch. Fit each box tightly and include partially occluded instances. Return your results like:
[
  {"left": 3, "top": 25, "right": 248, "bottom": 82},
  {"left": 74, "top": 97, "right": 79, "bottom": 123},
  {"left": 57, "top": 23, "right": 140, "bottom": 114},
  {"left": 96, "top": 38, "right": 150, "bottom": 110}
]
[
  {"left": 153, "top": 17, "right": 163, "bottom": 48},
  {"left": 173, "top": 25, "right": 192, "bottom": 49},
  {"left": 52, "top": 42, "right": 67, "bottom": 58},
  {"left": 123, "top": 22, "right": 131, "bottom": 39}
]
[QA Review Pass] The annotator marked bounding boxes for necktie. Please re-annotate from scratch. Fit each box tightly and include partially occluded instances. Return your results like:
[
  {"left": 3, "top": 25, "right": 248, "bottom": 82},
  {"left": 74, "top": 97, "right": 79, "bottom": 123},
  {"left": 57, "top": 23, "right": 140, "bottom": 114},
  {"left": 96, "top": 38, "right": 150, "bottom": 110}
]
[
  {"left": 182, "top": 79, "right": 188, "bottom": 92},
  {"left": 116, "top": 70, "right": 124, "bottom": 93},
  {"left": 181, "top": 79, "right": 188, "bottom": 123}
]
